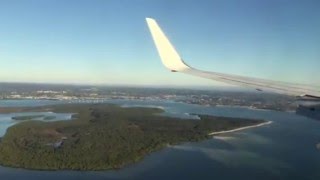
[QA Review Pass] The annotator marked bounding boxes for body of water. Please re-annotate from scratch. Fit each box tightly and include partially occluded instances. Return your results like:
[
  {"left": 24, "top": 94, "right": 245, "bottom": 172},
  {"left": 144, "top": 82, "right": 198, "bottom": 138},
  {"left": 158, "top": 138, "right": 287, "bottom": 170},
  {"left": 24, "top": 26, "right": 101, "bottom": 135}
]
[
  {"left": 0, "top": 99, "right": 319, "bottom": 180},
  {"left": 0, "top": 111, "right": 74, "bottom": 137}
]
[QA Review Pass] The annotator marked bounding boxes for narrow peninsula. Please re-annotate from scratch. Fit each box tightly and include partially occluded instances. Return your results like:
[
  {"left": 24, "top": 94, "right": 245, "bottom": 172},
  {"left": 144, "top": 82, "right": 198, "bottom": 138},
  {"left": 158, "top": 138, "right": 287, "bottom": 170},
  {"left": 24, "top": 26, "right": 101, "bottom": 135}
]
[{"left": 0, "top": 103, "right": 267, "bottom": 170}]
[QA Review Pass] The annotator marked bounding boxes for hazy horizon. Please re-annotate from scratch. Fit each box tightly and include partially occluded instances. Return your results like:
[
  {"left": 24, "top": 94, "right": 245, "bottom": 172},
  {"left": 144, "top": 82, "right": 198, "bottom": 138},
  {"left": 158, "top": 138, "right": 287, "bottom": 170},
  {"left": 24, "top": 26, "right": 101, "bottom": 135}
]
[{"left": 0, "top": 81, "right": 253, "bottom": 91}]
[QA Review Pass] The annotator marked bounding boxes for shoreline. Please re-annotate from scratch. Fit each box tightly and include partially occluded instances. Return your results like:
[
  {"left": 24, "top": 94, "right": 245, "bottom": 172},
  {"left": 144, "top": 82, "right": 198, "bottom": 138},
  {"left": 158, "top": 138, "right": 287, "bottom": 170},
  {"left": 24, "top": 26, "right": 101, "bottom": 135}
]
[{"left": 208, "top": 121, "right": 272, "bottom": 135}]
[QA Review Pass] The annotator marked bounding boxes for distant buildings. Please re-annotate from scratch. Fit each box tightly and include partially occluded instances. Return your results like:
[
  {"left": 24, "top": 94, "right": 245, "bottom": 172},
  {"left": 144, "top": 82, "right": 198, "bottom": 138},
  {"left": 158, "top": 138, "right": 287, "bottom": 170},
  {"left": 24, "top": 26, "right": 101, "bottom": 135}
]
[{"left": 0, "top": 84, "right": 296, "bottom": 112}]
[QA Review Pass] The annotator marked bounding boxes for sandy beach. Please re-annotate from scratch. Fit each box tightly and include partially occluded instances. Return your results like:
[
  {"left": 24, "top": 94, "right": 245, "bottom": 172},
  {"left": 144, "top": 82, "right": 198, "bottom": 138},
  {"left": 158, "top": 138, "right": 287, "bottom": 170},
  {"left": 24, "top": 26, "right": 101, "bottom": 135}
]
[{"left": 208, "top": 121, "right": 272, "bottom": 135}]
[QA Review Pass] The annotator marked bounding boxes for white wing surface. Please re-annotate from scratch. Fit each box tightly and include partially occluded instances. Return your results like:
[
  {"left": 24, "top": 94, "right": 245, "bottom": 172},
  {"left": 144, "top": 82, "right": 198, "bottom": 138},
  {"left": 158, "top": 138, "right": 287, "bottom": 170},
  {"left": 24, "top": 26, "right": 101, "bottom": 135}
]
[{"left": 146, "top": 18, "right": 320, "bottom": 98}]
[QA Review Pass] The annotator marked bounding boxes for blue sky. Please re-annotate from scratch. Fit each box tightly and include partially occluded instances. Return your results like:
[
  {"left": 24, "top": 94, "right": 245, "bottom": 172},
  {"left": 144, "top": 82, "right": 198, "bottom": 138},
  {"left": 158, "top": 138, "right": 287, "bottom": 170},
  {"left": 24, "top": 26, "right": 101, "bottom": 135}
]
[{"left": 0, "top": 0, "right": 319, "bottom": 87}]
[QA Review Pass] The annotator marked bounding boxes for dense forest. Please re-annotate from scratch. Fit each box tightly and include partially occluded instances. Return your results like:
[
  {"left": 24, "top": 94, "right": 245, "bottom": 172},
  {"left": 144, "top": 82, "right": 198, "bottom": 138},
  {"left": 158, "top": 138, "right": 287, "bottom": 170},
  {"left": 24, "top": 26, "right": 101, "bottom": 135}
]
[{"left": 0, "top": 104, "right": 265, "bottom": 170}]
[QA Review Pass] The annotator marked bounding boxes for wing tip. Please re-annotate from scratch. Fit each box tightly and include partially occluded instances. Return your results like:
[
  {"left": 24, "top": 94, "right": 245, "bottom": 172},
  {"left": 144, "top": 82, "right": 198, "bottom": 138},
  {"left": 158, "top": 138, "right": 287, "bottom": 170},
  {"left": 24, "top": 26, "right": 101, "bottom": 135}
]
[
  {"left": 145, "top": 17, "right": 155, "bottom": 23},
  {"left": 145, "top": 17, "right": 191, "bottom": 72}
]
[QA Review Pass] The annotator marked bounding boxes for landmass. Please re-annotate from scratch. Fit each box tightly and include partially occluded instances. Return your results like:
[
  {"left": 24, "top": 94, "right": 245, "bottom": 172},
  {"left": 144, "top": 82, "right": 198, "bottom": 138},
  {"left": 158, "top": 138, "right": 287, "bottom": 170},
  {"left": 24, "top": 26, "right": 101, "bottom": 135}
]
[
  {"left": 0, "top": 103, "right": 267, "bottom": 170},
  {"left": 0, "top": 82, "right": 296, "bottom": 112}
]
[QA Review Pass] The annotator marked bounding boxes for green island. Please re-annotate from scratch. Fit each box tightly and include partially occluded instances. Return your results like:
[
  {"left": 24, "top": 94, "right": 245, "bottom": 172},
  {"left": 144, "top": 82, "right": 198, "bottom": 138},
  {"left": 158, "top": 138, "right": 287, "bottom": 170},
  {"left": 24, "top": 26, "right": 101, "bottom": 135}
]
[{"left": 0, "top": 103, "right": 266, "bottom": 170}]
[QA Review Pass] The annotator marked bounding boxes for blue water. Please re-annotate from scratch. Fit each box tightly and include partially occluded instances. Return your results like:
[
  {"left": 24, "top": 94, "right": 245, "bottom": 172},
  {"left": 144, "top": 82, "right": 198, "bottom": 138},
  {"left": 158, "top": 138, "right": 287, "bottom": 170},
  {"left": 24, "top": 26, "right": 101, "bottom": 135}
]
[
  {"left": 0, "top": 99, "right": 319, "bottom": 180},
  {"left": 0, "top": 111, "right": 74, "bottom": 137}
]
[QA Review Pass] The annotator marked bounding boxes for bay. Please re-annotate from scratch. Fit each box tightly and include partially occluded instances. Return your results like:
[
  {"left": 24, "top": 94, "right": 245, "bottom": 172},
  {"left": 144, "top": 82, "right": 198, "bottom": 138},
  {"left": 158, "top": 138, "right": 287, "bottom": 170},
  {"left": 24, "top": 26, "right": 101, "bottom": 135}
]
[{"left": 0, "top": 99, "right": 319, "bottom": 180}]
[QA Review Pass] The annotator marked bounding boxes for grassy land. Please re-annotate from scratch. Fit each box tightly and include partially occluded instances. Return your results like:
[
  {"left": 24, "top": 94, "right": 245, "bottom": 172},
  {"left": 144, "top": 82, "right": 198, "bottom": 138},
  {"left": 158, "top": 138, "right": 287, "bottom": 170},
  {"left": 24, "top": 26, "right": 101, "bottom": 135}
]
[{"left": 0, "top": 103, "right": 265, "bottom": 170}]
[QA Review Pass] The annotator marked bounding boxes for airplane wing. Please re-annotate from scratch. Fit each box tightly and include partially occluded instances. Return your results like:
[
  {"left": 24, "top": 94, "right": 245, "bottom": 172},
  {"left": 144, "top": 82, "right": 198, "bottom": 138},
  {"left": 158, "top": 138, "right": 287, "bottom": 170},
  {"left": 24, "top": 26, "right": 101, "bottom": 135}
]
[{"left": 146, "top": 18, "right": 320, "bottom": 99}]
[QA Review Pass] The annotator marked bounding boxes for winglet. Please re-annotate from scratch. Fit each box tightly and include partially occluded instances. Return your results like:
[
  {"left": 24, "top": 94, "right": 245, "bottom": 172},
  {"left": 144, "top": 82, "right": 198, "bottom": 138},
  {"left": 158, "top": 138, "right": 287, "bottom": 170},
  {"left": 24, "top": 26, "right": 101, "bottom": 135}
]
[{"left": 146, "top": 18, "right": 190, "bottom": 72}]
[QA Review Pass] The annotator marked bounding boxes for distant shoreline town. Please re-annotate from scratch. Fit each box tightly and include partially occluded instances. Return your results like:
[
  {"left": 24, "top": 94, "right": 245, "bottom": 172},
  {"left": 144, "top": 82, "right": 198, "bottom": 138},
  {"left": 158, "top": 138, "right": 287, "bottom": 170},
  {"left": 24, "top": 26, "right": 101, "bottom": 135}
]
[{"left": 0, "top": 82, "right": 297, "bottom": 112}]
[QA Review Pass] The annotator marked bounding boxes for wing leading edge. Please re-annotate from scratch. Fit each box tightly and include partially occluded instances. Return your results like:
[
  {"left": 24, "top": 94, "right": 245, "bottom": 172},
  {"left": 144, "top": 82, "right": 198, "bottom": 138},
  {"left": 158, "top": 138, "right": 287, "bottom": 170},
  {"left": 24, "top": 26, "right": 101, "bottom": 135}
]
[{"left": 146, "top": 18, "right": 320, "bottom": 98}]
